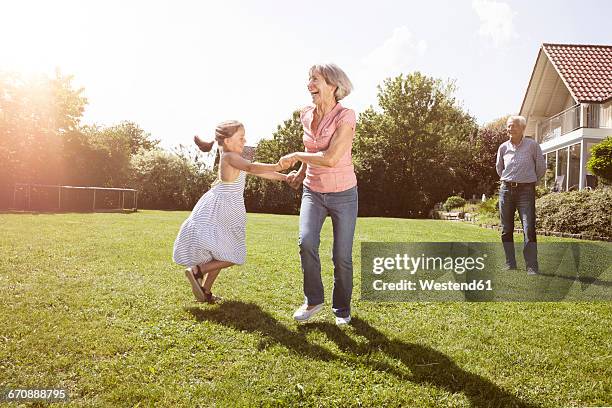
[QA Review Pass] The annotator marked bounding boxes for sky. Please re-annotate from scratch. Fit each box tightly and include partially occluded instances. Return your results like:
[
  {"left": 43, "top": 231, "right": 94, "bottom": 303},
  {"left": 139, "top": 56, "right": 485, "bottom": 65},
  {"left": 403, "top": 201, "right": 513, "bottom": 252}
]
[{"left": 2, "top": 0, "right": 611, "bottom": 148}]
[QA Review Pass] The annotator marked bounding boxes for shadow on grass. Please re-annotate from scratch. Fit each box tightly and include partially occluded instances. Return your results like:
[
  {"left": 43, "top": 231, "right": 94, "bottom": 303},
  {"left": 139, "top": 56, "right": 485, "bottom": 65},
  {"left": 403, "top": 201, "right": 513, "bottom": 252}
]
[
  {"left": 186, "top": 301, "right": 538, "bottom": 408},
  {"left": 186, "top": 301, "right": 336, "bottom": 361}
]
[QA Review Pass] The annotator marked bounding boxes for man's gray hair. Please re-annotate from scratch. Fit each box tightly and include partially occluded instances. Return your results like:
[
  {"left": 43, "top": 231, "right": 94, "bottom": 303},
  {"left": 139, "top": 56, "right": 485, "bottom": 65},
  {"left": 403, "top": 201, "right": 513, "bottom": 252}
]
[
  {"left": 507, "top": 115, "right": 527, "bottom": 127},
  {"left": 309, "top": 63, "right": 353, "bottom": 101}
]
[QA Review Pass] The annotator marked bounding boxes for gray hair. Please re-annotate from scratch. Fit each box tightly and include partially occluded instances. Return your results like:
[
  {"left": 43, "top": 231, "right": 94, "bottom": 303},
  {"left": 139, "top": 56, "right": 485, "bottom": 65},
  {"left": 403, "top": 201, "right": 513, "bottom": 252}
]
[
  {"left": 309, "top": 63, "right": 353, "bottom": 101},
  {"left": 507, "top": 115, "right": 527, "bottom": 127}
]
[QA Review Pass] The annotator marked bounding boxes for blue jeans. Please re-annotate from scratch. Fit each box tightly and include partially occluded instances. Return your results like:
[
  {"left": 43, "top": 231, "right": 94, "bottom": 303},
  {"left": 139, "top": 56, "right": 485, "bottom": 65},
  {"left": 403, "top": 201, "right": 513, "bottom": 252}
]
[
  {"left": 499, "top": 182, "right": 538, "bottom": 270},
  {"left": 299, "top": 185, "right": 358, "bottom": 318}
]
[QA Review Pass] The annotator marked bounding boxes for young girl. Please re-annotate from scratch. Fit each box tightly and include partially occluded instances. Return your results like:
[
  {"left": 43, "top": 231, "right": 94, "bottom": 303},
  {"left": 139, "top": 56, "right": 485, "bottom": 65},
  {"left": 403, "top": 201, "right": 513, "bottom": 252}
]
[{"left": 173, "top": 120, "right": 289, "bottom": 303}]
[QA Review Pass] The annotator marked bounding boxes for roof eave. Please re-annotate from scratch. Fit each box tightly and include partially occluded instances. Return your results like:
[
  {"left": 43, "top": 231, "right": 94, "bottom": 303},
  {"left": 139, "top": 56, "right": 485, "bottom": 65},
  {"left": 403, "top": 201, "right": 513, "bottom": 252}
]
[
  {"left": 541, "top": 45, "right": 580, "bottom": 105},
  {"left": 519, "top": 47, "right": 545, "bottom": 117}
]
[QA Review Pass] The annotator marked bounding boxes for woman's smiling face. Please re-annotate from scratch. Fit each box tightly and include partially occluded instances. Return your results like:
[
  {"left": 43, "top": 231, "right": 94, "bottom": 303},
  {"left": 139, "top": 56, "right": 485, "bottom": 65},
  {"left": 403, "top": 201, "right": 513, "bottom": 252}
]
[{"left": 308, "top": 71, "right": 336, "bottom": 103}]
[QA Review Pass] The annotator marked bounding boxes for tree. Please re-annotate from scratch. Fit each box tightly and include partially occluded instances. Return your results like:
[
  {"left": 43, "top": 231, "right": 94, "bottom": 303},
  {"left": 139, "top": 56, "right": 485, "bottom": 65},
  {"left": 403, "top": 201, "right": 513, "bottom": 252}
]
[
  {"left": 61, "top": 121, "right": 159, "bottom": 188},
  {"left": 484, "top": 115, "right": 510, "bottom": 130},
  {"left": 463, "top": 125, "right": 509, "bottom": 196},
  {"left": 587, "top": 136, "right": 612, "bottom": 185},
  {"left": 252, "top": 110, "right": 304, "bottom": 164},
  {"left": 245, "top": 110, "right": 304, "bottom": 214},
  {"left": 0, "top": 70, "right": 87, "bottom": 207},
  {"left": 354, "top": 72, "right": 477, "bottom": 217},
  {"left": 172, "top": 143, "right": 215, "bottom": 174},
  {"left": 130, "top": 149, "right": 215, "bottom": 210}
]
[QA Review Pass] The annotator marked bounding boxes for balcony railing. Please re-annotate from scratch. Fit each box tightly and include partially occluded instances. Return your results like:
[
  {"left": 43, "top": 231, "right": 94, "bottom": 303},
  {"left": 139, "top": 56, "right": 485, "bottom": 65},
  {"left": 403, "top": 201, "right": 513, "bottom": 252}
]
[
  {"left": 536, "top": 103, "right": 604, "bottom": 143},
  {"left": 537, "top": 104, "right": 580, "bottom": 143}
]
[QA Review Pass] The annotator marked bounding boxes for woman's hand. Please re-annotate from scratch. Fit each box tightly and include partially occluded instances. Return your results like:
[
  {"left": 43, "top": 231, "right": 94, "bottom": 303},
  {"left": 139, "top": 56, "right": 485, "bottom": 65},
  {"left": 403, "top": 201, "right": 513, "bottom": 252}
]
[{"left": 278, "top": 153, "right": 299, "bottom": 170}]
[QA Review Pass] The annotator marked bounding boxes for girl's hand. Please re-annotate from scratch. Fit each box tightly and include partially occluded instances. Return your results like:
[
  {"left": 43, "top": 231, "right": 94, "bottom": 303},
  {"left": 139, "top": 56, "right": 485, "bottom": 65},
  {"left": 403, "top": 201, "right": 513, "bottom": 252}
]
[
  {"left": 278, "top": 153, "right": 299, "bottom": 170},
  {"left": 286, "top": 170, "right": 305, "bottom": 190}
]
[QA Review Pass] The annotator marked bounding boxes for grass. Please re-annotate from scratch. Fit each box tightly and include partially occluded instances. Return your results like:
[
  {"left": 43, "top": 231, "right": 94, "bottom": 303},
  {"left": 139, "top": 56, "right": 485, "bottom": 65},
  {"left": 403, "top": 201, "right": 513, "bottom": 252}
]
[{"left": 0, "top": 211, "right": 610, "bottom": 407}]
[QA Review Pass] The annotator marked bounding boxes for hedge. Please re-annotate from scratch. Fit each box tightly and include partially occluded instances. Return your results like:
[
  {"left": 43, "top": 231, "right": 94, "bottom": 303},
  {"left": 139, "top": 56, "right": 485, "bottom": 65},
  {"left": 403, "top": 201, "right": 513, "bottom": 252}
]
[{"left": 536, "top": 188, "right": 612, "bottom": 239}]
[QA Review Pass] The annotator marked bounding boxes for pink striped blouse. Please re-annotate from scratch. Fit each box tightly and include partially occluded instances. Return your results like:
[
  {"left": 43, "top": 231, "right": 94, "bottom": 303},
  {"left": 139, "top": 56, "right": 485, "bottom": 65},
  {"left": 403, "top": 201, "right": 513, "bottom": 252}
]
[{"left": 300, "top": 103, "right": 357, "bottom": 193}]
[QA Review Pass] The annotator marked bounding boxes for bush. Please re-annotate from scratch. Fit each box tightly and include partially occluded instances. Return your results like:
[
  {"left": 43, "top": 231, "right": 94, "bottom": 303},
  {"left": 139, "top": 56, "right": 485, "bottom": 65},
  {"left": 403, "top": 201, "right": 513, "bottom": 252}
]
[
  {"left": 478, "top": 196, "right": 499, "bottom": 215},
  {"left": 443, "top": 195, "right": 466, "bottom": 211},
  {"left": 244, "top": 177, "right": 301, "bottom": 215},
  {"left": 587, "top": 137, "right": 612, "bottom": 185},
  {"left": 536, "top": 188, "right": 612, "bottom": 238},
  {"left": 535, "top": 185, "right": 550, "bottom": 199},
  {"left": 130, "top": 149, "right": 215, "bottom": 210}
]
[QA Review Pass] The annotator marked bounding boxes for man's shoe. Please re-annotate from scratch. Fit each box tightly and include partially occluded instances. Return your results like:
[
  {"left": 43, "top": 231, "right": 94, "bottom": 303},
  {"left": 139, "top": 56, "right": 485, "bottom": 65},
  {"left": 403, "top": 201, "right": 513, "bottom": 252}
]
[
  {"left": 503, "top": 264, "right": 518, "bottom": 271},
  {"left": 293, "top": 303, "right": 324, "bottom": 322},
  {"left": 335, "top": 315, "right": 351, "bottom": 326},
  {"left": 527, "top": 267, "right": 538, "bottom": 276}
]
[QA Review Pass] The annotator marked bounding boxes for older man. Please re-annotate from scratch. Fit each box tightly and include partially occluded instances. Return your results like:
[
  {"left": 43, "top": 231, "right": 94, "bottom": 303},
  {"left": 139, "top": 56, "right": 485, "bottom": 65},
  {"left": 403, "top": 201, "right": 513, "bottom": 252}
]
[{"left": 495, "top": 115, "right": 546, "bottom": 275}]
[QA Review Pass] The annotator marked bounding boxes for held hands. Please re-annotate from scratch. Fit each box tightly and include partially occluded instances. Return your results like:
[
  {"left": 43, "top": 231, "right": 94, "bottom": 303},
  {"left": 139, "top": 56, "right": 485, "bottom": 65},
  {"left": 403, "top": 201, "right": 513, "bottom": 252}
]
[
  {"left": 276, "top": 152, "right": 303, "bottom": 189},
  {"left": 286, "top": 170, "right": 305, "bottom": 190},
  {"left": 278, "top": 153, "right": 299, "bottom": 170}
]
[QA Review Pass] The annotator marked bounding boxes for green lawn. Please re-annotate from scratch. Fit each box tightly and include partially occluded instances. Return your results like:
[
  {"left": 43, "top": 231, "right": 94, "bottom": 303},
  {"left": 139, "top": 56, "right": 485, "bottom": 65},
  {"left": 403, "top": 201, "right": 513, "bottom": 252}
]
[{"left": 0, "top": 211, "right": 610, "bottom": 407}]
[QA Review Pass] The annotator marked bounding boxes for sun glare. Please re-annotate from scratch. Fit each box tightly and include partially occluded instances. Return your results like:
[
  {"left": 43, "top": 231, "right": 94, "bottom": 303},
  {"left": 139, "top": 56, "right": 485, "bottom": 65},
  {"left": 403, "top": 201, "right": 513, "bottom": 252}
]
[{"left": 1, "top": 2, "right": 87, "bottom": 76}]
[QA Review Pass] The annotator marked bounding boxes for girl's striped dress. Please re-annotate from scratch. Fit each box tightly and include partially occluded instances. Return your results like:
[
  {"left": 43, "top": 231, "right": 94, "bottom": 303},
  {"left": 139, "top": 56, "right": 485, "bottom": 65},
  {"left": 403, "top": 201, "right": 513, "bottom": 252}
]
[{"left": 173, "top": 171, "right": 247, "bottom": 266}]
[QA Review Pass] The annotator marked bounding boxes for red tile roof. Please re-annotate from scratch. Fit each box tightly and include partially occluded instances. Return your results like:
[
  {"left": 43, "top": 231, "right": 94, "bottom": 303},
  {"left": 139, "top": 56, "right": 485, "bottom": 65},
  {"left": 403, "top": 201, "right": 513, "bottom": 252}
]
[{"left": 543, "top": 43, "right": 612, "bottom": 103}]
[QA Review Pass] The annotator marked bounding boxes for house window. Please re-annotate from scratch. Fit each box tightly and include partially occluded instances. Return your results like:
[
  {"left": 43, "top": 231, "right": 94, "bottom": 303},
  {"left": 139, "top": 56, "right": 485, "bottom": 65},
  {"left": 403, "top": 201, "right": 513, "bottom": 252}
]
[
  {"left": 557, "top": 148, "right": 568, "bottom": 191},
  {"left": 601, "top": 102, "right": 612, "bottom": 128},
  {"left": 544, "top": 153, "right": 555, "bottom": 189},
  {"left": 585, "top": 141, "right": 600, "bottom": 188},
  {"left": 568, "top": 144, "right": 580, "bottom": 191}
]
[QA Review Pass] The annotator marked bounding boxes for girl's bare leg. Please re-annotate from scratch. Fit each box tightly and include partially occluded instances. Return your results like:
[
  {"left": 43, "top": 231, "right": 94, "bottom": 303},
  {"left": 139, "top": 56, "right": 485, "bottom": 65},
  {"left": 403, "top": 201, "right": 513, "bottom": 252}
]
[
  {"left": 197, "top": 260, "right": 234, "bottom": 292},
  {"left": 198, "top": 260, "right": 234, "bottom": 274},
  {"left": 202, "top": 268, "right": 222, "bottom": 293}
]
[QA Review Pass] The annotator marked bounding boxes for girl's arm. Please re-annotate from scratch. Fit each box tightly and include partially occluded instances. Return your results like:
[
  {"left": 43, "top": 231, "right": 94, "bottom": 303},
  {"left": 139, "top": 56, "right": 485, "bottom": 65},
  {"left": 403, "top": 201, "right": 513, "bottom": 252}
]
[
  {"left": 281, "top": 124, "right": 353, "bottom": 168},
  {"left": 253, "top": 172, "right": 288, "bottom": 182},
  {"left": 223, "top": 152, "right": 285, "bottom": 174}
]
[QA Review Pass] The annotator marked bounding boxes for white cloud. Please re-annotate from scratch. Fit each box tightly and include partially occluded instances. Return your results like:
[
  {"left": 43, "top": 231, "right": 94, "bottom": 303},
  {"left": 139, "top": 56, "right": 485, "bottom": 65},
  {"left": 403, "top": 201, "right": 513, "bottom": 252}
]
[
  {"left": 362, "top": 26, "right": 427, "bottom": 77},
  {"left": 472, "top": 0, "right": 518, "bottom": 46},
  {"left": 351, "top": 27, "right": 427, "bottom": 111}
]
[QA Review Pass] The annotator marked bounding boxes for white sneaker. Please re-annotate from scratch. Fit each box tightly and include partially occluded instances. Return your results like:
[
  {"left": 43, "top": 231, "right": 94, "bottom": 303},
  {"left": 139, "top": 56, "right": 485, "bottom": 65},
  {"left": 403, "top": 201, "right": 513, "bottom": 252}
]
[
  {"left": 293, "top": 303, "right": 324, "bottom": 322},
  {"left": 335, "top": 315, "right": 351, "bottom": 326}
]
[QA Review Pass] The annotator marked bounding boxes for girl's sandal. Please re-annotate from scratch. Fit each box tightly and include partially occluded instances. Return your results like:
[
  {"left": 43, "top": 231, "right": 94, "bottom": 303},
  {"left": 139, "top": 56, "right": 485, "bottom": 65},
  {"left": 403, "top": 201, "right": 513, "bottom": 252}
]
[
  {"left": 202, "top": 290, "right": 222, "bottom": 304},
  {"left": 192, "top": 264, "right": 205, "bottom": 286},
  {"left": 185, "top": 265, "right": 207, "bottom": 303}
]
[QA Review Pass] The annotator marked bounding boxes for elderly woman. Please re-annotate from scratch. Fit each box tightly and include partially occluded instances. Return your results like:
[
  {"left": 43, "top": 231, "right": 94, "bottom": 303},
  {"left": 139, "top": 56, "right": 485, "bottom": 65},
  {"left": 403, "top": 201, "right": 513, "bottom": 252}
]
[{"left": 281, "top": 63, "right": 358, "bottom": 326}]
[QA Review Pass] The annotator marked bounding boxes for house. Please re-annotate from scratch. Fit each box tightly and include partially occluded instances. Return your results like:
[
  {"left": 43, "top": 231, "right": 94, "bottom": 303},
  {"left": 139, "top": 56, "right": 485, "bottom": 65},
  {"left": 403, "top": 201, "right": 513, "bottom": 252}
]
[{"left": 519, "top": 43, "right": 612, "bottom": 191}]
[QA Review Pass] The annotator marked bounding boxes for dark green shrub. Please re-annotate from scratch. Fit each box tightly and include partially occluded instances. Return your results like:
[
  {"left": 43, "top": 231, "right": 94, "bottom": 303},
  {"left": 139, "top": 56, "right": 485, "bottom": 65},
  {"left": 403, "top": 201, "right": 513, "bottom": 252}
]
[
  {"left": 130, "top": 149, "right": 215, "bottom": 210},
  {"left": 244, "top": 177, "right": 301, "bottom": 215},
  {"left": 535, "top": 185, "right": 550, "bottom": 198},
  {"left": 536, "top": 188, "right": 612, "bottom": 238},
  {"left": 587, "top": 137, "right": 612, "bottom": 185},
  {"left": 443, "top": 195, "right": 467, "bottom": 211},
  {"left": 478, "top": 196, "right": 499, "bottom": 215}
]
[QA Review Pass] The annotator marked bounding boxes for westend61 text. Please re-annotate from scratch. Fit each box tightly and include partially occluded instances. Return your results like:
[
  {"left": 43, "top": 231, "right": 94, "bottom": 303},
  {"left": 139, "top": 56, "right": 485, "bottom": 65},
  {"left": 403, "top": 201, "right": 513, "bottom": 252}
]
[{"left": 373, "top": 279, "right": 493, "bottom": 291}]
